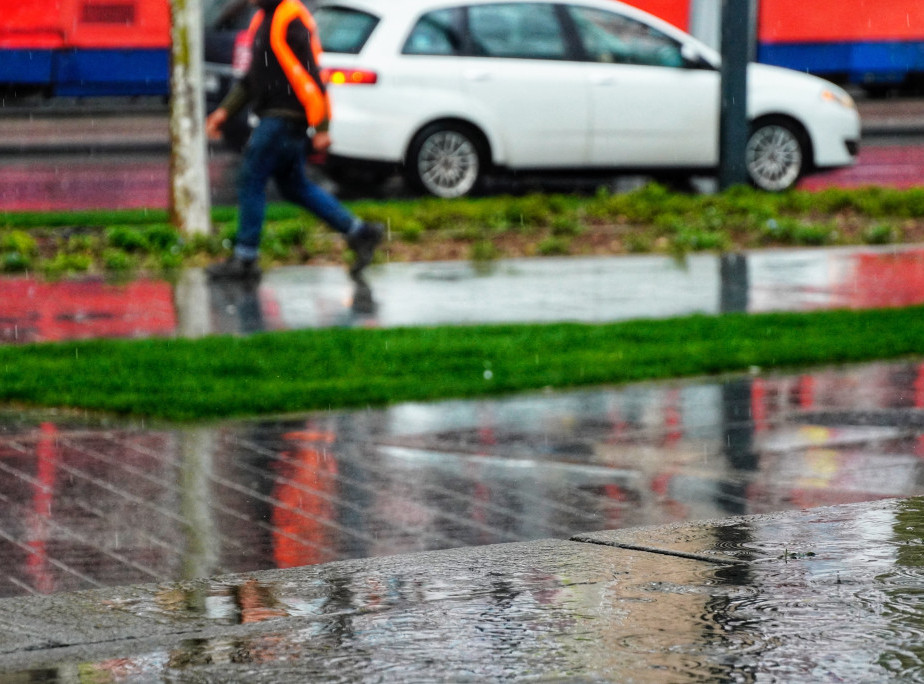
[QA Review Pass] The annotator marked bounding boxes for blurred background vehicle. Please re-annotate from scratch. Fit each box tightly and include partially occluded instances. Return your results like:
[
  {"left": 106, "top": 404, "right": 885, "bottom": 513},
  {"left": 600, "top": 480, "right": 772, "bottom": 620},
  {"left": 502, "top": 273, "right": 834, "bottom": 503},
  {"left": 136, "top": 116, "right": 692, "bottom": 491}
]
[
  {"left": 312, "top": 0, "right": 859, "bottom": 197},
  {"left": 3, "top": 0, "right": 922, "bottom": 102},
  {"left": 203, "top": 0, "right": 258, "bottom": 150},
  {"left": 630, "top": 0, "right": 924, "bottom": 97},
  {"left": 0, "top": 0, "right": 303, "bottom": 118},
  {"left": 0, "top": 0, "right": 171, "bottom": 97},
  {"left": 3, "top": 0, "right": 922, "bottom": 101}
]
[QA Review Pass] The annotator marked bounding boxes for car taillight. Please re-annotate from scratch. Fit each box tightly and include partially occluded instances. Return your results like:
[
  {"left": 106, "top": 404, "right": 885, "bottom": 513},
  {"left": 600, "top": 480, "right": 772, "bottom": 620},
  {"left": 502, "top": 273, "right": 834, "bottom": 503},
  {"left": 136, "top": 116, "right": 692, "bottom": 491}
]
[
  {"left": 232, "top": 30, "right": 253, "bottom": 77},
  {"left": 321, "top": 68, "right": 378, "bottom": 85}
]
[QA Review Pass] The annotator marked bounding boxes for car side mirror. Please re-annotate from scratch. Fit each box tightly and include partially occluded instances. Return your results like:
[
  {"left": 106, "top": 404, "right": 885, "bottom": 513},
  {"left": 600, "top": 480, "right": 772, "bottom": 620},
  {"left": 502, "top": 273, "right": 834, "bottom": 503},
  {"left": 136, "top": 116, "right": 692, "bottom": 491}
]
[{"left": 681, "top": 44, "right": 714, "bottom": 70}]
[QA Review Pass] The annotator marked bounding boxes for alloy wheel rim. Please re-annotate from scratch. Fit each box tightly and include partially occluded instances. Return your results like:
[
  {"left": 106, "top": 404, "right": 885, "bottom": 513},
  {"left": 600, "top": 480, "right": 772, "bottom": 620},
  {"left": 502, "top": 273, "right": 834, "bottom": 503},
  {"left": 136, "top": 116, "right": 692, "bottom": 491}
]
[
  {"left": 418, "top": 131, "right": 479, "bottom": 198},
  {"left": 746, "top": 125, "right": 802, "bottom": 191}
]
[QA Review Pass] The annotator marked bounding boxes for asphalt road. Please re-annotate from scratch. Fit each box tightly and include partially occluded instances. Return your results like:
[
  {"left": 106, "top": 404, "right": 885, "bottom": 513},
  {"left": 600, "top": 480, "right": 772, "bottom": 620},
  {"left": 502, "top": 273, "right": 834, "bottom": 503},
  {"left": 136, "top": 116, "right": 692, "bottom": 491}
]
[{"left": 1, "top": 96, "right": 922, "bottom": 211}]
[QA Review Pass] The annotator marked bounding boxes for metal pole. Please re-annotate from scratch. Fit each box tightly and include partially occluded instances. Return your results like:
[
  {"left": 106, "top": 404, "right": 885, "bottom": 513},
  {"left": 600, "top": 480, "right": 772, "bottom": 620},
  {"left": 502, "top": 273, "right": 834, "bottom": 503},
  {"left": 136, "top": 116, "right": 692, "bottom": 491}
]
[
  {"left": 689, "top": 0, "right": 721, "bottom": 49},
  {"left": 718, "top": 0, "right": 756, "bottom": 190}
]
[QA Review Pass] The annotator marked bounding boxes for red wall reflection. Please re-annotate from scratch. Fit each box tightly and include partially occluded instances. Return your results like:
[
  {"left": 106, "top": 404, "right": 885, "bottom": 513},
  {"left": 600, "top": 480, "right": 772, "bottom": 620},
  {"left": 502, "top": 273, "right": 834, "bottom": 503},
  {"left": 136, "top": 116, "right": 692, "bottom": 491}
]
[
  {"left": 273, "top": 428, "right": 339, "bottom": 568},
  {"left": 0, "top": 277, "right": 176, "bottom": 343},
  {"left": 851, "top": 250, "right": 924, "bottom": 308}
]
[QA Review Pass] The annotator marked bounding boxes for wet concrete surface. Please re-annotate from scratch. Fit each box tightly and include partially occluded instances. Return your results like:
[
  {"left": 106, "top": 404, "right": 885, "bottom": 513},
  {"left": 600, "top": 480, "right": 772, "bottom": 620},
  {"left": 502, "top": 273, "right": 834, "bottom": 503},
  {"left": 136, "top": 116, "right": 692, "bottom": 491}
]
[
  {"left": 0, "top": 498, "right": 921, "bottom": 680},
  {"left": 2, "top": 357, "right": 923, "bottom": 602},
  {"left": 9, "top": 141, "right": 924, "bottom": 210},
  {"left": 5, "top": 244, "right": 924, "bottom": 344},
  {"left": 0, "top": 245, "right": 923, "bottom": 605},
  {"left": 1, "top": 241, "right": 924, "bottom": 678}
]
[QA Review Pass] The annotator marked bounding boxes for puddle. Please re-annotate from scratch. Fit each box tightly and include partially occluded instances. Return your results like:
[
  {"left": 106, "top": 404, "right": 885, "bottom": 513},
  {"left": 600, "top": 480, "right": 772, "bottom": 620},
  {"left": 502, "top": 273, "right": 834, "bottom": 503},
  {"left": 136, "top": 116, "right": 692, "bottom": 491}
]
[
  {"left": 5, "top": 246, "right": 924, "bottom": 343},
  {"left": 2, "top": 360, "right": 923, "bottom": 600},
  {"left": 2, "top": 247, "right": 924, "bottom": 679},
  {"left": 2, "top": 503, "right": 922, "bottom": 681}
]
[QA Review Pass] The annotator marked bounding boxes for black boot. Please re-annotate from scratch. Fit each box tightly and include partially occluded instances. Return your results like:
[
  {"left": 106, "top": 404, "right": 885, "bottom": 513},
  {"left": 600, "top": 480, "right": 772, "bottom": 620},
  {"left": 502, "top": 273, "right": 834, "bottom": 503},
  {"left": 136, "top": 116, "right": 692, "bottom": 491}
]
[
  {"left": 206, "top": 256, "right": 262, "bottom": 280},
  {"left": 347, "top": 222, "right": 384, "bottom": 278}
]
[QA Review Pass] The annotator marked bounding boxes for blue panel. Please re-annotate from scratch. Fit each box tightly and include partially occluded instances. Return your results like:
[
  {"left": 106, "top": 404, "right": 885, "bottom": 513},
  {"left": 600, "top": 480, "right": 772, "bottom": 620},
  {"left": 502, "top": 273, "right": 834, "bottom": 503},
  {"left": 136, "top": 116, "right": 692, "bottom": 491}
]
[
  {"left": 758, "top": 42, "right": 853, "bottom": 74},
  {"left": 759, "top": 40, "right": 924, "bottom": 86},
  {"left": 0, "top": 49, "right": 55, "bottom": 84},
  {"left": 848, "top": 42, "right": 924, "bottom": 84},
  {"left": 54, "top": 49, "right": 170, "bottom": 96}
]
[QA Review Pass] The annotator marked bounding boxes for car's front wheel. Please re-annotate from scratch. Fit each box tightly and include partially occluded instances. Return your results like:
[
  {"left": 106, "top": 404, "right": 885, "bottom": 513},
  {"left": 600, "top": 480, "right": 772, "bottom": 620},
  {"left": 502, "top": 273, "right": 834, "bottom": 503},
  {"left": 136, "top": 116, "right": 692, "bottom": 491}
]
[
  {"left": 406, "top": 123, "right": 487, "bottom": 198},
  {"left": 745, "top": 118, "right": 808, "bottom": 192}
]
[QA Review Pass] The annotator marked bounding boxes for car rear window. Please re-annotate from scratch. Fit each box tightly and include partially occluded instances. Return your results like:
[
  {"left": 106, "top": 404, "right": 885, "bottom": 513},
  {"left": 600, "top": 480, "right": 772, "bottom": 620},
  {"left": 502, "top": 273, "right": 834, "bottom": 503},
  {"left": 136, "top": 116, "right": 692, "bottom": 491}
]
[{"left": 315, "top": 6, "right": 379, "bottom": 54}]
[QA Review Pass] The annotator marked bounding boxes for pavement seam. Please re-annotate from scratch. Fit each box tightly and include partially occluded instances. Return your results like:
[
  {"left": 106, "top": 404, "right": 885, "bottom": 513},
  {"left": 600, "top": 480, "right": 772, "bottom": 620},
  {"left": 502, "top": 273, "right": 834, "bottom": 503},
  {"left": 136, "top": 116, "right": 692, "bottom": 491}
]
[{"left": 568, "top": 534, "right": 744, "bottom": 566}]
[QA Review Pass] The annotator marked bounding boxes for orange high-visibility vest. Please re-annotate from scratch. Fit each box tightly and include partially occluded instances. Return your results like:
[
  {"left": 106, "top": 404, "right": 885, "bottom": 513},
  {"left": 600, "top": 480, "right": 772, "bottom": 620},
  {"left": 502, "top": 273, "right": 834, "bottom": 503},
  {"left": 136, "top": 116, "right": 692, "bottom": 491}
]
[{"left": 246, "top": 0, "right": 330, "bottom": 128}]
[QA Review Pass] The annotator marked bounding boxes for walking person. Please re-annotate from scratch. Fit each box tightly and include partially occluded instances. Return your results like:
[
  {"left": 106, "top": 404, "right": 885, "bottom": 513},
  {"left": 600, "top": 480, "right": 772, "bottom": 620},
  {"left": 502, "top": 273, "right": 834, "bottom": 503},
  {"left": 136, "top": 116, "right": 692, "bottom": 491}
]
[{"left": 205, "top": 0, "right": 382, "bottom": 280}]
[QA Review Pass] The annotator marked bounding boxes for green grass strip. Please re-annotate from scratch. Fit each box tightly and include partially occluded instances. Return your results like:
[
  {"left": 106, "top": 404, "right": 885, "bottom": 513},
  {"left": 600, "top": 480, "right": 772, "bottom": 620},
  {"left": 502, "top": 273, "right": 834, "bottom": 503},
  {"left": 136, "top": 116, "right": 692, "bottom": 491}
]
[{"left": 1, "top": 306, "right": 922, "bottom": 422}]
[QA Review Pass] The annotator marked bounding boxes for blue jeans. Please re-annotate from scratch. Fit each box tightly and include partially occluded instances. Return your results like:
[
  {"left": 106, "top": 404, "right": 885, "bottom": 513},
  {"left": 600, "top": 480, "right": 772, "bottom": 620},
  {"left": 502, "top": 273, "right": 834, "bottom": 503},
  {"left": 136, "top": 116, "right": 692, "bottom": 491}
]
[{"left": 234, "top": 116, "right": 358, "bottom": 261}]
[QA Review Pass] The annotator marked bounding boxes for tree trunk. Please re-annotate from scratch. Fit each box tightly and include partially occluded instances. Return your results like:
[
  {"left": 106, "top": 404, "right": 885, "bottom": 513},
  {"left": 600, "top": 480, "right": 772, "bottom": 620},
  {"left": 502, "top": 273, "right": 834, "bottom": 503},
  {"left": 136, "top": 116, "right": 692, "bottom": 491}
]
[{"left": 169, "top": 0, "right": 211, "bottom": 235}]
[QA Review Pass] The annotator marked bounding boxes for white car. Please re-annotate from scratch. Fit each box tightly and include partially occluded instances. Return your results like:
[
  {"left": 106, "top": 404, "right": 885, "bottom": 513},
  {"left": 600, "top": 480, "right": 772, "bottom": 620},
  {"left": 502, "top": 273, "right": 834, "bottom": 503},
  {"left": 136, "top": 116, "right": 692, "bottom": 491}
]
[{"left": 315, "top": 0, "right": 860, "bottom": 197}]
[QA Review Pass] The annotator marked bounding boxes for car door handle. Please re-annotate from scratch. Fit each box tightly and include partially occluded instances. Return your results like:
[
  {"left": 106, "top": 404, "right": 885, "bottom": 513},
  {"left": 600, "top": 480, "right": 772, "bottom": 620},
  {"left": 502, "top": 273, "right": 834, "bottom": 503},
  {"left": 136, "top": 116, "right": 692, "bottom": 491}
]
[
  {"left": 592, "top": 76, "right": 618, "bottom": 86},
  {"left": 465, "top": 70, "right": 492, "bottom": 82}
]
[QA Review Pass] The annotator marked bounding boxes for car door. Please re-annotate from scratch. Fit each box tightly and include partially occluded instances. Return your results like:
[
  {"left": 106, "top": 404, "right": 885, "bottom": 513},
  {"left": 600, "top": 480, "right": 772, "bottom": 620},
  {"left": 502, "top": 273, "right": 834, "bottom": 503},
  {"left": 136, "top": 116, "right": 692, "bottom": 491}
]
[
  {"left": 565, "top": 4, "right": 719, "bottom": 168},
  {"left": 460, "top": 2, "right": 590, "bottom": 168}
]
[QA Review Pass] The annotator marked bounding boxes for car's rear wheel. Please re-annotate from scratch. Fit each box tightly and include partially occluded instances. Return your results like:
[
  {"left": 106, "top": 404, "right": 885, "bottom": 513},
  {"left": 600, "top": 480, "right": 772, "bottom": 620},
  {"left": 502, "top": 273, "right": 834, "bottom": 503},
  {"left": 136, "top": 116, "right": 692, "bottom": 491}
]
[
  {"left": 406, "top": 123, "right": 487, "bottom": 198},
  {"left": 745, "top": 118, "right": 807, "bottom": 192}
]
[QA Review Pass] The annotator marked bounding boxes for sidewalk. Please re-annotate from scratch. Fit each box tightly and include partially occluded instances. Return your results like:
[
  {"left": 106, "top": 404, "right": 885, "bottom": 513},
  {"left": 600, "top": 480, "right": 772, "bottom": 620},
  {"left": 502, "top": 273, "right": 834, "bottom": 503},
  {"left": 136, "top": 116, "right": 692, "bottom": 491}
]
[
  {"left": 1, "top": 498, "right": 921, "bottom": 681},
  {"left": 2, "top": 246, "right": 924, "bottom": 679},
  {"left": 8, "top": 244, "right": 924, "bottom": 343}
]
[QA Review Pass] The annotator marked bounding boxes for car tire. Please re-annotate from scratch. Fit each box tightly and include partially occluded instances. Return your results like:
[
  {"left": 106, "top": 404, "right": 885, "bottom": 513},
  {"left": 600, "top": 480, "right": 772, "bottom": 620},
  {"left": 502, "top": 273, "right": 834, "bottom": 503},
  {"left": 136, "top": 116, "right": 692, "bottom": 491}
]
[
  {"left": 745, "top": 118, "right": 808, "bottom": 192},
  {"left": 406, "top": 123, "right": 487, "bottom": 198}
]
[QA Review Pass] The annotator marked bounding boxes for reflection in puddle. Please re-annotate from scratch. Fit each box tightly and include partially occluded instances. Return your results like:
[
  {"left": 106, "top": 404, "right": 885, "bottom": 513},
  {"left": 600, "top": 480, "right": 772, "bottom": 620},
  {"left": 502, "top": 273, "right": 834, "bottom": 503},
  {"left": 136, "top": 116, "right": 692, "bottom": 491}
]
[
  {"left": 712, "top": 500, "right": 924, "bottom": 681},
  {"left": 3, "top": 248, "right": 924, "bottom": 679},
  {"left": 5, "top": 246, "right": 924, "bottom": 343},
  {"left": 1, "top": 360, "right": 923, "bottom": 602},
  {"left": 0, "top": 277, "right": 176, "bottom": 344},
  {"left": 6, "top": 505, "right": 923, "bottom": 680}
]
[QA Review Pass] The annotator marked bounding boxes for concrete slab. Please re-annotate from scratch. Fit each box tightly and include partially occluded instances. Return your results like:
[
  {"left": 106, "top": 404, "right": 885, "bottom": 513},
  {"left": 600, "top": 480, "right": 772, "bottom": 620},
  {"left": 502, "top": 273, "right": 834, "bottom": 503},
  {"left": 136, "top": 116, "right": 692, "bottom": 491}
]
[
  {"left": 0, "top": 539, "right": 706, "bottom": 676},
  {"left": 0, "top": 498, "right": 921, "bottom": 681},
  {"left": 573, "top": 496, "right": 914, "bottom": 564},
  {"left": 576, "top": 497, "right": 924, "bottom": 681}
]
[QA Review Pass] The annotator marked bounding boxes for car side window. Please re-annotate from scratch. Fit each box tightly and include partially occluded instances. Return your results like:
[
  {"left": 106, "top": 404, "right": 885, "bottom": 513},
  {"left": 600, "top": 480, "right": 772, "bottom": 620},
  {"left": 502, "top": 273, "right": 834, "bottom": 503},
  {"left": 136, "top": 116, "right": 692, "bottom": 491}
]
[
  {"left": 566, "top": 6, "right": 684, "bottom": 67},
  {"left": 403, "top": 8, "right": 464, "bottom": 55},
  {"left": 468, "top": 3, "right": 567, "bottom": 60},
  {"left": 315, "top": 7, "right": 379, "bottom": 55}
]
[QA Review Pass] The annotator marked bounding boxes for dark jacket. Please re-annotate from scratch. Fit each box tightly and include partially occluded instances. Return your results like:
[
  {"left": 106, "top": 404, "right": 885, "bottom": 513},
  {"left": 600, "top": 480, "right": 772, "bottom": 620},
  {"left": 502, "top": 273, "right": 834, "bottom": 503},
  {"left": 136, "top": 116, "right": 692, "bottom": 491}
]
[{"left": 219, "top": 0, "right": 330, "bottom": 131}]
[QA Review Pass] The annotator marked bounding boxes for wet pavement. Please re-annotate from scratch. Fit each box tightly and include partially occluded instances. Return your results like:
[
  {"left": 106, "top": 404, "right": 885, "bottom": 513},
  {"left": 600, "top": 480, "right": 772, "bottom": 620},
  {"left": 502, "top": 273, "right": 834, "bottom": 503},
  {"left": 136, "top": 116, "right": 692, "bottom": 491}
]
[
  {"left": 2, "top": 357, "right": 924, "bottom": 603},
  {"left": 2, "top": 247, "right": 924, "bottom": 598},
  {"left": 6, "top": 245, "right": 924, "bottom": 343},
  {"left": 0, "top": 498, "right": 921, "bottom": 680},
  {"left": 2, "top": 245, "right": 924, "bottom": 679}
]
